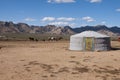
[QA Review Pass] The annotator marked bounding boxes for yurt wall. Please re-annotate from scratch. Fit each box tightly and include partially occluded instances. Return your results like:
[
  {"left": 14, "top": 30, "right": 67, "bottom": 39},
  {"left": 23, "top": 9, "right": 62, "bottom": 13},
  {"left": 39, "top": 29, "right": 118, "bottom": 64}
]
[
  {"left": 70, "top": 37, "right": 83, "bottom": 50},
  {"left": 94, "top": 37, "right": 111, "bottom": 51}
]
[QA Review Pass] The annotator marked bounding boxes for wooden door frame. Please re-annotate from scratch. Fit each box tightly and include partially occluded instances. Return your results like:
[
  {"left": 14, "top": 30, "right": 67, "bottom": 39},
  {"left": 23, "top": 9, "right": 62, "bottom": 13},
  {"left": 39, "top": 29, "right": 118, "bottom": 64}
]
[{"left": 83, "top": 37, "right": 94, "bottom": 51}]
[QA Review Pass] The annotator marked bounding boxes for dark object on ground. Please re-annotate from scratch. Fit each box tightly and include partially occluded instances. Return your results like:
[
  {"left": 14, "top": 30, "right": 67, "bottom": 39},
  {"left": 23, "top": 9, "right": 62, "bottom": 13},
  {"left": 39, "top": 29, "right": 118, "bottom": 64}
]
[
  {"left": 118, "top": 37, "right": 120, "bottom": 42},
  {"left": 0, "top": 47, "right": 2, "bottom": 49}
]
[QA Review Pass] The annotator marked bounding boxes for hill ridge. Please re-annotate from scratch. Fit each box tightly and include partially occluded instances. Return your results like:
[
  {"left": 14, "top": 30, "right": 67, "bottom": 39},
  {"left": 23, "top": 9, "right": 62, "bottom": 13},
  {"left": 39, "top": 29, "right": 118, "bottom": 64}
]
[{"left": 0, "top": 21, "right": 120, "bottom": 36}]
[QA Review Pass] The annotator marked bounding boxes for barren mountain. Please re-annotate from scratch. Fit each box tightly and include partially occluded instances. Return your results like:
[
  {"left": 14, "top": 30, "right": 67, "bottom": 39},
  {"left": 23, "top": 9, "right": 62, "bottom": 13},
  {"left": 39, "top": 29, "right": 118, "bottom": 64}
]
[
  {"left": 0, "top": 21, "right": 120, "bottom": 36},
  {"left": 72, "top": 25, "right": 120, "bottom": 36}
]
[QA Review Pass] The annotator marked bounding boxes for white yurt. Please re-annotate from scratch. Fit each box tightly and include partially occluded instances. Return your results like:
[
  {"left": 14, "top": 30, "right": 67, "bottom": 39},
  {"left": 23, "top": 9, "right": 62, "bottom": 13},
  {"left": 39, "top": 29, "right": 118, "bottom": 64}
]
[{"left": 69, "top": 31, "right": 111, "bottom": 51}]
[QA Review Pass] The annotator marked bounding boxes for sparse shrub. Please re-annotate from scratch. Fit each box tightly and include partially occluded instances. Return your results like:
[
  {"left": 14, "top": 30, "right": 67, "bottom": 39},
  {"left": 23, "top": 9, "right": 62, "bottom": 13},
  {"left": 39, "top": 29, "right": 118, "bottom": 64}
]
[
  {"left": 111, "top": 37, "right": 118, "bottom": 41},
  {"left": 29, "top": 37, "right": 34, "bottom": 41},
  {"left": 42, "top": 39, "right": 45, "bottom": 41},
  {"left": 35, "top": 39, "right": 38, "bottom": 42}
]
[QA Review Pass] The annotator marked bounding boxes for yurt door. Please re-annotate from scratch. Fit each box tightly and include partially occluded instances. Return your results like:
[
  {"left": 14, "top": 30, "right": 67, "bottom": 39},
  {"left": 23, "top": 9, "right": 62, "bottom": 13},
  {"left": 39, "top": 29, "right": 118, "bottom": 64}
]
[{"left": 84, "top": 37, "right": 94, "bottom": 51}]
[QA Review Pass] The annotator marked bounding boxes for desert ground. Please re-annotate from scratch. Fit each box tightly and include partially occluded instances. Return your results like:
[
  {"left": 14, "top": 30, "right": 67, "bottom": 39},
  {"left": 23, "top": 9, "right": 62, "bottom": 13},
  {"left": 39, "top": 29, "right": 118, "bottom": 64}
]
[{"left": 0, "top": 41, "right": 120, "bottom": 80}]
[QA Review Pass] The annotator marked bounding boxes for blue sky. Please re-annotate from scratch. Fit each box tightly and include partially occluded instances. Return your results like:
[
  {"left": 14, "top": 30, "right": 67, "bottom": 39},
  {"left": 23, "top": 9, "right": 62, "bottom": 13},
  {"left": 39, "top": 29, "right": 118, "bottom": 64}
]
[{"left": 0, "top": 0, "right": 120, "bottom": 27}]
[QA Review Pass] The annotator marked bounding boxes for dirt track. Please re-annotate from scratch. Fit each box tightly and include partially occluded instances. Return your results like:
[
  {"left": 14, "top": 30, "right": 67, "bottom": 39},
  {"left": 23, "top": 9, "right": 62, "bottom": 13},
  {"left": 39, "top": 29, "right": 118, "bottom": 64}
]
[{"left": 0, "top": 41, "right": 120, "bottom": 80}]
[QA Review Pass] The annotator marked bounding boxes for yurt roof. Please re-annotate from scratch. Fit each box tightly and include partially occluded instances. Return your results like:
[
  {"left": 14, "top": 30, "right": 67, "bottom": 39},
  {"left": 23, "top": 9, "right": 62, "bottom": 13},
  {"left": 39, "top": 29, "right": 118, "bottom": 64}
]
[{"left": 71, "top": 31, "right": 110, "bottom": 38}]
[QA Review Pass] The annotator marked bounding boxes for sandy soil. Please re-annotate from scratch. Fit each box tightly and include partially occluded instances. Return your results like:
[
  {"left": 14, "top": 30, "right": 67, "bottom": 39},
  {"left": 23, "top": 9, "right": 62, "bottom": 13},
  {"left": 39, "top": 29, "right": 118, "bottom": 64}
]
[{"left": 0, "top": 41, "right": 120, "bottom": 80}]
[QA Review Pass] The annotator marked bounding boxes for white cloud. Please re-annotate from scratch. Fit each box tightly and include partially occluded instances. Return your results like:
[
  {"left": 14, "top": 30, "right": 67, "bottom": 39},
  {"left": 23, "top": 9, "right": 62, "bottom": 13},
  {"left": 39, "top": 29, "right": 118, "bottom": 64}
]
[
  {"left": 101, "top": 21, "right": 106, "bottom": 24},
  {"left": 116, "top": 8, "right": 120, "bottom": 12},
  {"left": 42, "top": 17, "right": 76, "bottom": 22},
  {"left": 48, "top": 21, "right": 76, "bottom": 27},
  {"left": 48, "top": 21, "right": 69, "bottom": 26},
  {"left": 47, "top": 0, "right": 75, "bottom": 3},
  {"left": 57, "top": 17, "right": 75, "bottom": 21},
  {"left": 24, "top": 18, "right": 36, "bottom": 21},
  {"left": 41, "top": 17, "right": 76, "bottom": 27},
  {"left": 42, "top": 17, "right": 55, "bottom": 21},
  {"left": 82, "top": 16, "right": 95, "bottom": 22},
  {"left": 88, "top": 0, "right": 102, "bottom": 3}
]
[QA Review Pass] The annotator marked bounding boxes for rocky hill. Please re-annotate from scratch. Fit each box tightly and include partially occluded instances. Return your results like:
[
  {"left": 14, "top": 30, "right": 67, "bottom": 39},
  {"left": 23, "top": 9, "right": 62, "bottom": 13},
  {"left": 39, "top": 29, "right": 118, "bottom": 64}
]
[
  {"left": 0, "top": 21, "right": 120, "bottom": 36},
  {"left": 72, "top": 25, "right": 120, "bottom": 36},
  {"left": 0, "top": 21, "right": 75, "bottom": 35}
]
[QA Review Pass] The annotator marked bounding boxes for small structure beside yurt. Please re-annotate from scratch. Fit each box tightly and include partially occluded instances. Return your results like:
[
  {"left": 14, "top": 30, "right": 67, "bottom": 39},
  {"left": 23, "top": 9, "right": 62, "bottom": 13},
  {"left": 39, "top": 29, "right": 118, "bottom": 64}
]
[{"left": 69, "top": 31, "right": 111, "bottom": 51}]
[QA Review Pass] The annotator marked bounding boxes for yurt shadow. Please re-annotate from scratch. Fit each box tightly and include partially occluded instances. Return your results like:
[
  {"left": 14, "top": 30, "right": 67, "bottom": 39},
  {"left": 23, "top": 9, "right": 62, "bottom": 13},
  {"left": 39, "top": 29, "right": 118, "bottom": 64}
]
[{"left": 111, "top": 47, "right": 120, "bottom": 50}]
